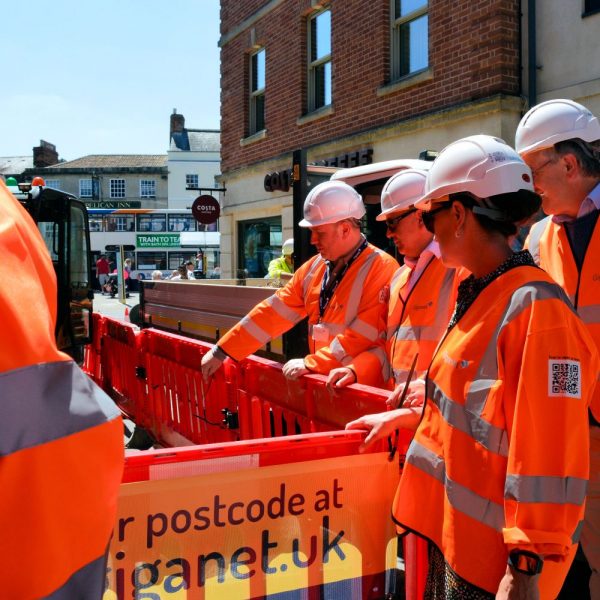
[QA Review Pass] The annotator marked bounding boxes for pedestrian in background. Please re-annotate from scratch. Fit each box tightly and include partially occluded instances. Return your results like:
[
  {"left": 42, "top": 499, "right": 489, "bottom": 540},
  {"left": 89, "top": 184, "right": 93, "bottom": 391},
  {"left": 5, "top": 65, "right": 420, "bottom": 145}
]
[
  {"left": 516, "top": 98, "right": 600, "bottom": 598},
  {"left": 347, "top": 135, "right": 599, "bottom": 599},
  {"left": 0, "top": 180, "right": 123, "bottom": 598},
  {"left": 267, "top": 237, "right": 295, "bottom": 281},
  {"left": 96, "top": 254, "right": 110, "bottom": 294}
]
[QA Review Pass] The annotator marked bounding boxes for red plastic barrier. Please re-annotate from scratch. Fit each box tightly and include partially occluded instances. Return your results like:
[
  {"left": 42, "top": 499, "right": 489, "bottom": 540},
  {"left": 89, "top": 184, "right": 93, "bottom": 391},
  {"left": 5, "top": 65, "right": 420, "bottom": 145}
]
[{"left": 82, "top": 311, "right": 105, "bottom": 383}]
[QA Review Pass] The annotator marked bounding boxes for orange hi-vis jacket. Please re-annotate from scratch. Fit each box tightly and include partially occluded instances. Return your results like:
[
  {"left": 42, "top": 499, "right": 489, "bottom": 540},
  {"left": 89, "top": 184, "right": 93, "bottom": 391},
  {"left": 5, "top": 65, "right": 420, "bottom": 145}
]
[
  {"left": 527, "top": 215, "right": 600, "bottom": 420},
  {"left": 217, "top": 243, "right": 399, "bottom": 386},
  {"left": 386, "top": 257, "right": 459, "bottom": 385},
  {"left": 0, "top": 181, "right": 124, "bottom": 598},
  {"left": 393, "top": 265, "right": 599, "bottom": 597}
]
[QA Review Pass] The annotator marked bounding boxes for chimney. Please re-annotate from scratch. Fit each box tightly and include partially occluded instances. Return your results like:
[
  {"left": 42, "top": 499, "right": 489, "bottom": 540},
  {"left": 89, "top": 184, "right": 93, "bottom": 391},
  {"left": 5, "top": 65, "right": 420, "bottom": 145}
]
[
  {"left": 33, "top": 140, "right": 59, "bottom": 168},
  {"left": 170, "top": 109, "right": 185, "bottom": 136}
]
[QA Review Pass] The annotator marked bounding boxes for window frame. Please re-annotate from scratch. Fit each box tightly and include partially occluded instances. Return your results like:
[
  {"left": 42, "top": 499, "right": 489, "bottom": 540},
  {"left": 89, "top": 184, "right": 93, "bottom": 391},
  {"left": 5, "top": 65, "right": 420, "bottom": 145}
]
[
  {"left": 249, "top": 47, "right": 266, "bottom": 135},
  {"left": 110, "top": 179, "right": 126, "bottom": 199},
  {"left": 186, "top": 174, "right": 199, "bottom": 189},
  {"left": 79, "top": 178, "right": 93, "bottom": 198},
  {"left": 390, "top": 0, "right": 429, "bottom": 82},
  {"left": 139, "top": 179, "right": 156, "bottom": 198},
  {"left": 307, "top": 8, "right": 332, "bottom": 113}
]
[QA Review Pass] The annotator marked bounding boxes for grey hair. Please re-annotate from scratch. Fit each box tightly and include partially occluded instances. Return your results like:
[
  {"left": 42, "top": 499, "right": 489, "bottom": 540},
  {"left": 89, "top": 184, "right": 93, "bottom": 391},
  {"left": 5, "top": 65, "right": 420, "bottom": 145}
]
[{"left": 554, "top": 138, "right": 600, "bottom": 177}]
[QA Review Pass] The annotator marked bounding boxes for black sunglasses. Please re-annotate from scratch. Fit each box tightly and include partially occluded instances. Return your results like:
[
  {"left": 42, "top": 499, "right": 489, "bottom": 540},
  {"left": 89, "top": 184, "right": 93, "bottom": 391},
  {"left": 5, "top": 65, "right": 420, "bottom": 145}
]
[
  {"left": 386, "top": 208, "right": 417, "bottom": 230},
  {"left": 422, "top": 201, "right": 453, "bottom": 233}
]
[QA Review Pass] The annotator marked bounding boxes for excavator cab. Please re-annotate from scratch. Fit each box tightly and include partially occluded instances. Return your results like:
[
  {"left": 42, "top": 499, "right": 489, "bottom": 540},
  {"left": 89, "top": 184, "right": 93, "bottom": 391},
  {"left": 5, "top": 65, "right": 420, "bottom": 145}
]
[{"left": 9, "top": 178, "right": 93, "bottom": 360}]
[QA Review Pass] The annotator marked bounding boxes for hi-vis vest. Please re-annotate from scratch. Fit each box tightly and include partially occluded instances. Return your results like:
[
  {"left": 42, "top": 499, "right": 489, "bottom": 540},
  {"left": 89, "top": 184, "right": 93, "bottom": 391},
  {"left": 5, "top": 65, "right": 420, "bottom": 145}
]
[
  {"left": 393, "top": 265, "right": 599, "bottom": 597},
  {"left": 218, "top": 243, "right": 399, "bottom": 387},
  {"left": 0, "top": 182, "right": 124, "bottom": 598},
  {"left": 527, "top": 215, "right": 600, "bottom": 420},
  {"left": 387, "top": 257, "right": 458, "bottom": 385}
]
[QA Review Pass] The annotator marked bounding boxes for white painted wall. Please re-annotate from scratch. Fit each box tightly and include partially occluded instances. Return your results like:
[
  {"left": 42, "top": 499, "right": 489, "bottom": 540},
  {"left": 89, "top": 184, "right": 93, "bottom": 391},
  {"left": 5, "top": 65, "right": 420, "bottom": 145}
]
[{"left": 167, "top": 149, "right": 221, "bottom": 210}]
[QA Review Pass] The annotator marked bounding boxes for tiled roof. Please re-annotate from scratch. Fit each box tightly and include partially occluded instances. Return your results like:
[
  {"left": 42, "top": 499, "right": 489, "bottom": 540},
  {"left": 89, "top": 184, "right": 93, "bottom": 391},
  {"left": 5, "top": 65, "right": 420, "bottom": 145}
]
[
  {"left": 45, "top": 155, "right": 168, "bottom": 169},
  {"left": 0, "top": 156, "right": 34, "bottom": 175},
  {"left": 170, "top": 130, "right": 220, "bottom": 152}
]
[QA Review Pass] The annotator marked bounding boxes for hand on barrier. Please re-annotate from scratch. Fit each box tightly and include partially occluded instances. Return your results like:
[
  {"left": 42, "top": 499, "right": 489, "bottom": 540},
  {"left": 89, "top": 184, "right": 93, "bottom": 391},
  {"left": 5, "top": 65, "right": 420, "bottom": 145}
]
[
  {"left": 346, "top": 407, "right": 423, "bottom": 452},
  {"left": 201, "top": 348, "right": 224, "bottom": 381},
  {"left": 326, "top": 367, "right": 357, "bottom": 391},
  {"left": 282, "top": 358, "right": 309, "bottom": 380},
  {"left": 386, "top": 378, "right": 425, "bottom": 408}
]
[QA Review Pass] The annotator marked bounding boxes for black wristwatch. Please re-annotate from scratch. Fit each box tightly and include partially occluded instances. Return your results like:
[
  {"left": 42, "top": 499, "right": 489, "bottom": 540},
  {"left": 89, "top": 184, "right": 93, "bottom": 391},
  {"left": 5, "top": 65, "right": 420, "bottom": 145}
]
[{"left": 508, "top": 550, "right": 544, "bottom": 575}]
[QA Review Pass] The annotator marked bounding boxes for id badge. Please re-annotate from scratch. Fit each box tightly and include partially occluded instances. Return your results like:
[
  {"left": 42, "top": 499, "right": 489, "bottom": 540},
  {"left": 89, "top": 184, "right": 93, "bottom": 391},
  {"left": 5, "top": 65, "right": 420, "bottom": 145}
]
[{"left": 312, "top": 323, "right": 329, "bottom": 342}]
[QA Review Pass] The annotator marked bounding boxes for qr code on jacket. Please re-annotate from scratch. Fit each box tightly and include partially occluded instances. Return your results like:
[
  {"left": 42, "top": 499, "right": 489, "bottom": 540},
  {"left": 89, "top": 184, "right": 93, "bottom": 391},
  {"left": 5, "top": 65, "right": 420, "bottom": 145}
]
[{"left": 548, "top": 359, "right": 581, "bottom": 398}]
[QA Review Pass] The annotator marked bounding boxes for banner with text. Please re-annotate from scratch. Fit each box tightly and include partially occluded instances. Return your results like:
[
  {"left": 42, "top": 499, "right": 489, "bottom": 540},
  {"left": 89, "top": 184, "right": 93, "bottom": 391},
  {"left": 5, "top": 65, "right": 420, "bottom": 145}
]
[{"left": 104, "top": 453, "right": 399, "bottom": 599}]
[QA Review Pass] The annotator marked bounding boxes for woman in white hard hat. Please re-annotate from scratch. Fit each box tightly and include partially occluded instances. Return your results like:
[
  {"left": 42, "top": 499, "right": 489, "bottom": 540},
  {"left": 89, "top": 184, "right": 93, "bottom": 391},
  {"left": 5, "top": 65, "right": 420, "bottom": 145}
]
[{"left": 347, "top": 135, "right": 599, "bottom": 599}]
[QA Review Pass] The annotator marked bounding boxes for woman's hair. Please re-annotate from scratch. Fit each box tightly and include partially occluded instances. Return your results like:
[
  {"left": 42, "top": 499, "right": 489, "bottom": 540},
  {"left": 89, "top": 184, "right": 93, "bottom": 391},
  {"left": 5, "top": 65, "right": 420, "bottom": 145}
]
[{"left": 451, "top": 190, "right": 541, "bottom": 237}]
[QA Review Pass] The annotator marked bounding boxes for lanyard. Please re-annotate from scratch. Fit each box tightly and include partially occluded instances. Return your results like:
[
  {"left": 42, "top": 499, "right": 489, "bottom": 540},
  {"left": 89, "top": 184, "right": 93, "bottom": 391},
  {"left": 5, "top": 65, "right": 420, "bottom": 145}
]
[{"left": 319, "top": 238, "right": 368, "bottom": 319}]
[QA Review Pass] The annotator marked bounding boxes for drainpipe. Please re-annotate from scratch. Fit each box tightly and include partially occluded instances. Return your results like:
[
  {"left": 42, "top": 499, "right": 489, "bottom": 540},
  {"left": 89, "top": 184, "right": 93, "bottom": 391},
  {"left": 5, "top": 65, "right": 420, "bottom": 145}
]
[{"left": 527, "top": 0, "right": 537, "bottom": 107}]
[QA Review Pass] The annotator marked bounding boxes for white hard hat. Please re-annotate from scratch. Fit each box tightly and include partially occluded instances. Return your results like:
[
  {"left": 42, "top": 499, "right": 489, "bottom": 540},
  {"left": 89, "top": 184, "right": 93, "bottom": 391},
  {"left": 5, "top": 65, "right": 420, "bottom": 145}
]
[
  {"left": 299, "top": 180, "right": 366, "bottom": 227},
  {"left": 282, "top": 238, "right": 294, "bottom": 255},
  {"left": 516, "top": 99, "right": 600, "bottom": 156},
  {"left": 416, "top": 135, "right": 535, "bottom": 210},
  {"left": 376, "top": 169, "right": 428, "bottom": 221}
]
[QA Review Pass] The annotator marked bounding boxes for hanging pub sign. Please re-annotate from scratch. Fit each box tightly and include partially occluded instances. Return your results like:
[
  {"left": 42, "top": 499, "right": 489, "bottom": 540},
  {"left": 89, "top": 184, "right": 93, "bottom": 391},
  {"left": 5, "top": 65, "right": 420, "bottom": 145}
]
[{"left": 192, "top": 195, "right": 220, "bottom": 224}]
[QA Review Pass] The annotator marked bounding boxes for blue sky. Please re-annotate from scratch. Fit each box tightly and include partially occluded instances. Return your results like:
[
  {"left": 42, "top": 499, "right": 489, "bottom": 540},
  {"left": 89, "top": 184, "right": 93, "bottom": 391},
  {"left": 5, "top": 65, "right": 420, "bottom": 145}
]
[{"left": 1, "top": 0, "right": 221, "bottom": 161}]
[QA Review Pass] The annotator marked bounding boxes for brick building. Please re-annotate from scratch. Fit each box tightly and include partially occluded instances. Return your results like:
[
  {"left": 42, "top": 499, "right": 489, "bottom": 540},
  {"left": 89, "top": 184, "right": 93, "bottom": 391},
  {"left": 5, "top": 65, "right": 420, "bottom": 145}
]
[{"left": 218, "top": 0, "right": 600, "bottom": 278}]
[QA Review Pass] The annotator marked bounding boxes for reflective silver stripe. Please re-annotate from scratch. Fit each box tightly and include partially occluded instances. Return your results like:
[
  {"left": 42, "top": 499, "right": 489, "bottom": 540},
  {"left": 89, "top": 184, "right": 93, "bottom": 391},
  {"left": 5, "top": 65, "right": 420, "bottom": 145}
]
[
  {"left": 572, "top": 519, "right": 585, "bottom": 544},
  {"left": 348, "top": 317, "right": 379, "bottom": 341},
  {"left": 45, "top": 553, "right": 108, "bottom": 599},
  {"left": 239, "top": 315, "right": 271, "bottom": 346},
  {"left": 0, "top": 361, "right": 120, "bottom": 457},
  {"left": 394, "top": 325, "right": 442, "bottom": 342},
  {"left": 578, "top": 304, "right": 600, "bottom": 326},
  {"left": 302, "top": 256, "right": 324, "bottom": 299},
  {"left": 505, "top": 474, "right": 587, "bottom": 506},
  {"left": 407, "top": 440, "right": 504, "bottom": 531},
  {"left": 329, "top": 337, "right": 348, "bottom": 362},
  {"left": 266, "top": 294, "right": 304, "bottom": 324},
  {"left": 321, "top": 321, "right": 346, "bottom": 337},
  {"left": 345, "top": 248, "right": 378, "bottom": 325},
  {"left": 465, "top": 280, "right": 575, "bottom": 420},
  {"left": 429, "top": 380, "right": 509, "bottom": 456},
  {"left": 527, "top": 217, "right": 550, "bottom": 266}
]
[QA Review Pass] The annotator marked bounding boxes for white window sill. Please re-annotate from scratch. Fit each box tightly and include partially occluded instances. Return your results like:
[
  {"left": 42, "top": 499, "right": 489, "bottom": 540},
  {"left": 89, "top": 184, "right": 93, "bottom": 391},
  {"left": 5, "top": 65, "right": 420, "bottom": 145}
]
[
  {"left": 377, "top": 68, "right": 433, "bottom": 97},
  {"left": 240, "top": 129, "right": 267, "bottom": 147},
  {"left": 296, "top": 104, "right": 334, "bottom": 125}
]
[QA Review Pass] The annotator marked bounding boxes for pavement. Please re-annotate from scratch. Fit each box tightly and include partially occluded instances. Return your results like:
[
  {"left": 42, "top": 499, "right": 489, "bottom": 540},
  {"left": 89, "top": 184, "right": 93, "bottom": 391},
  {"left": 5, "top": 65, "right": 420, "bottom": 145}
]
[{"left": 93, "top": 290, "right": 140, "bottom": 321}]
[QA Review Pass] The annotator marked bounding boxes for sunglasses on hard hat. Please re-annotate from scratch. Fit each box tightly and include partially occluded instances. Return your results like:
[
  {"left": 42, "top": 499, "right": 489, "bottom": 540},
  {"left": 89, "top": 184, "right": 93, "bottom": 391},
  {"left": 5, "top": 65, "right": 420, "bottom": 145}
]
[
  {"left": 386, "top": 208, "right": 417, "bottom": 231},
  {"left": 422, "top": 200, "right": 454, "bottom": 234}
]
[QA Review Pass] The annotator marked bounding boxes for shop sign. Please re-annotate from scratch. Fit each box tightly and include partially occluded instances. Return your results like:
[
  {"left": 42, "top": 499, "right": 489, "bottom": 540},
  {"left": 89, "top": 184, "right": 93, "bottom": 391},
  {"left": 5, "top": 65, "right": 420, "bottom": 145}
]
[
  {"left": 192, "top": 195, "right": 220, "bottom": 224},
  {"left": 86, "top": 201, "right": 142, "bottom": 209}
]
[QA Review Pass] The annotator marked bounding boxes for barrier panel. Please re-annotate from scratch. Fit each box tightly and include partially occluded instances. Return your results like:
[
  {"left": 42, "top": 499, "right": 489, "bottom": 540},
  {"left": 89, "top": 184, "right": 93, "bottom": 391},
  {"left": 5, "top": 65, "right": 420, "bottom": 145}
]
[
  {"left": 103, "top": 432, "right": 403, "bottom": 600},
  {"left": 90, "top": 316, "right": 429, "bottom": 597},
  {"left": 82, "top": 311, "right": 105, "bottom": 383}
]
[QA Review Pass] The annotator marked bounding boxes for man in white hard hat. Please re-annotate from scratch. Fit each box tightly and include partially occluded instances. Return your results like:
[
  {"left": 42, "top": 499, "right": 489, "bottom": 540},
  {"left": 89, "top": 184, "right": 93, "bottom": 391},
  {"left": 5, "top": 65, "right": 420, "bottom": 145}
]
[
  {"left": 267, "top": 238, "right": 295, "bottom": 281},
  {"left": 201, "top": 180, "right": 399, "bottom": 385},
  {"left": 327, "top": 169, "right": 461, "bottom": 407},
  {"left": 516, "top": 98, "right": 600, "bottom": 597}
]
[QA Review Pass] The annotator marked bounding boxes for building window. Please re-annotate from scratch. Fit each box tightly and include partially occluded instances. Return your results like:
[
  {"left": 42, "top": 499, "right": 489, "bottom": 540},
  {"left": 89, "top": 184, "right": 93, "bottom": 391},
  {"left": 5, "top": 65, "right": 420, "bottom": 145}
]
[
  {"left": 584, "top": 0, "right": 600, "bottom": 15},
  {"left": 186, "top": 174, "right": 199, "bottom": 189},
  {"left": 140, "top": 179, "right": 156, "bottom": 198},
  {"left": 391, "top": 0, "right": 428, "bottom": 81},
  {"left": 110, "top": 179, "right": 126, "bottom": 198},
  {"left": 249, "top": 48, "right": 266, "bottom": 134},
  {"left": 80, "top": 179, "right": 93, "bottom": 198},
  {"left": 45, "top": 179, "right": 61, "bottom": 189},
  {"left": 238, "top": 217, "right": 281, "bottom": 278},
  {"left": 308, "top": 9, "right": 332, "bottom": 112}
]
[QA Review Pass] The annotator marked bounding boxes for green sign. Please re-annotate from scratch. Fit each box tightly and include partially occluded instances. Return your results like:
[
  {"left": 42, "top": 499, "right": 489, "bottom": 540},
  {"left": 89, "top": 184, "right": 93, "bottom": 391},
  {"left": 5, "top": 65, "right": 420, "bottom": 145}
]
[{"left": 137, "top": 234, "right": 181, "bottom": 248}]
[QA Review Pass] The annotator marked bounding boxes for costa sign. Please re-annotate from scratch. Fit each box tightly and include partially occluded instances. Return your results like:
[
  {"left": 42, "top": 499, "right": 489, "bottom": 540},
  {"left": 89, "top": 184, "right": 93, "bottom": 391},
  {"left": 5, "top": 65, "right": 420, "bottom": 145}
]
[{"left": 192, "top": 195, "right": 220, "bottom": 224}]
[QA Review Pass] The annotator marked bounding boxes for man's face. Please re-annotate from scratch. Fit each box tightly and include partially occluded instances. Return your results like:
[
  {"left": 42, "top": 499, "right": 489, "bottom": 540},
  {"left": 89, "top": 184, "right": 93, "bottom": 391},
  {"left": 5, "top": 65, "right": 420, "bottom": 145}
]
[
  {"left": 385, "top": 209, "right": 431, "bottom": 259},
  {"left": 522, "top": 149, "right": 570, "bottom": 216},
  {"left": 309, "top": 222, "right": 345, "bottom": 261}
]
